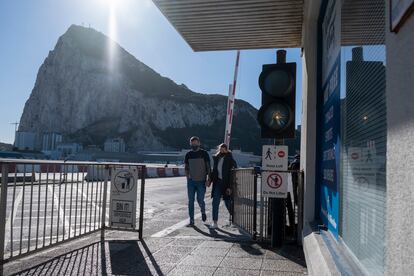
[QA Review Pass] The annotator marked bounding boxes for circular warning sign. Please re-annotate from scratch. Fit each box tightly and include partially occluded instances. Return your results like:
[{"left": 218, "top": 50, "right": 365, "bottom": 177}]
[
  {"left": 113, "top": 170, "right": 136, "bottom": 193},
  {"left": 277, "top": 151, "right": 285, "bottom": 158},
  {"left": 351, "top": 152, "right": 359, "bottom": 160},
  {"left": 267, "top": 173, "right": 283, "bottom": 189}
]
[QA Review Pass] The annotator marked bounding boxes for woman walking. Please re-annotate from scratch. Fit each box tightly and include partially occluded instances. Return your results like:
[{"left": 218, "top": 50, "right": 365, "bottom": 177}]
[{"left": 210, "top": 143, "right": 237, "bottom": 229}]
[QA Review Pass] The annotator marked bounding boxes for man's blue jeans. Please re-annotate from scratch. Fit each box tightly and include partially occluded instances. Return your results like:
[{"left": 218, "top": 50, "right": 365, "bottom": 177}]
[
  {"left": 187, "top": 179, "right": 206, "bottom": 223},
  {"left": 212, "top": 179, "right": 232, "bottom": 222}
]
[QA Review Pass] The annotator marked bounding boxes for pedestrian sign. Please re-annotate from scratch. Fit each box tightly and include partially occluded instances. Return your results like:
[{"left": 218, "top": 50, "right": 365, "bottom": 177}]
[
  {"left": 261, "top": 171, "right": 288, "bottom": 198},
  {"left": 109, "top": 167, "right": 138, "bottom": 229},
  {"left": 262, "top": 145, "right": 288, "bottom": 171}
]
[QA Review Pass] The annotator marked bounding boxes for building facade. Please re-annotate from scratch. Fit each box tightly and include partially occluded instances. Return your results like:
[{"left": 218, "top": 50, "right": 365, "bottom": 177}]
[
  {"left": 151, "top": 0, "right": 413, "bottom": 274},
  {"left": 14, "top": 131, "right": 36, "bottom": 151},
  {"left": 104, "top": 138, "right": 126, "bottom": 153},
  {"left": 41, "top": 132, "right": 62, "bottom": 151}
]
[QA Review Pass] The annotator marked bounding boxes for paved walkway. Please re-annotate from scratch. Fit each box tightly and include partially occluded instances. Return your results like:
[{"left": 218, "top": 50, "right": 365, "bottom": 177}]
[{"left": 2, "top": 219, "right": 307, "bottom": 276}]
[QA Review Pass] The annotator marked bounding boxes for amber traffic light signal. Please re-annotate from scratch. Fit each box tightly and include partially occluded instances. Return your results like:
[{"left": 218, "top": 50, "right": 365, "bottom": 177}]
[{"left": 257, "top": 50, "right": 296, "bottom": 139}]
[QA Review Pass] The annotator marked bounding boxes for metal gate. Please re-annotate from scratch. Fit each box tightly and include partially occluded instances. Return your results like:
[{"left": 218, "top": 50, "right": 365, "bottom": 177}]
[
  {"left": 0, "top": 159, "right": 146, "bottom": 264},
  {"left": 231, "top": 168, "right": 258, "bottom": 239},
  {"left": 231, "top": 168, "right": 304, "bottom": 244}
]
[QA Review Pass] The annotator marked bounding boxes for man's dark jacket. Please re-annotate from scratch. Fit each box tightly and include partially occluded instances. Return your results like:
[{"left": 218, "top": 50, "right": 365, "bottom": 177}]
[{"left": 211, "top": 153, "right": 237, "bottom": 199}]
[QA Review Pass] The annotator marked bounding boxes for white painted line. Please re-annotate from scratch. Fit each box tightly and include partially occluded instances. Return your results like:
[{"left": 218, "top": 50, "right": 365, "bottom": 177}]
[
  {"left": 151, "top": 213, "right": 204, "bottom": 238},
  {"left": 48, "top": 186, "right": 74, "bottom": 237},
  {"left": 4, "top": 188, "right": 23, "bottom": 250}
]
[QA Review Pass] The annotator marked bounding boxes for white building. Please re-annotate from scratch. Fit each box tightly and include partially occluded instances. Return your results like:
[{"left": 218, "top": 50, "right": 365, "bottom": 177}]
[
  {"left": 42, "top": 132, "right": 62, "bottom": 151},
  {"left": 56, "top": 143, "right": 83, "bottom": 158},
  {"left": 14, "top": 131, "right": 36, "bottom": 150},
  {"left": 104, "top": 138, "right": 126, "bottom": 153}
]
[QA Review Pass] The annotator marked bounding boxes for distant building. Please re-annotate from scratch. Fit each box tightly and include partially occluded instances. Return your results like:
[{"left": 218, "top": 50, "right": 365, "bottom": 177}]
[
  {"left": 14, "top": 131, "right": 36, "bottom": 150},
  {"left": 56, "top": 143, "right": 83, "bottom": 158},
  {"left": 104, "top": 138, "right": 126, "bottom": 153},
  {"left": 42, "top": 132, "right": 62, "bottom": 151}
]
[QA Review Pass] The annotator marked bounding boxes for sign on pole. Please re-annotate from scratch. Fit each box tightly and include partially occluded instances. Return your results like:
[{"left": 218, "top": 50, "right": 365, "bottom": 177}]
[
  {"left": 109, "top": 167, "right": 139, "bottom": 229},
  {"left": 262, "top": 171, "right": 288, "bottom": 198},
  {"left": 262, "top": 145, "right": 288, "bottom": 171}
]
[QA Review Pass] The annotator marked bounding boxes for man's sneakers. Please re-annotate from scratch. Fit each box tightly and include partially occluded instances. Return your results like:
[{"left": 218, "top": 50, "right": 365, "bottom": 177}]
[
  {"left": 202, "top": 213, "right": 207, "bottom": 222},
  {"left": 210, "top": 221, "right": 218, "bottom": 229},
  {"left": 186, "top": 221, "right": 194, "bottom": 227}
]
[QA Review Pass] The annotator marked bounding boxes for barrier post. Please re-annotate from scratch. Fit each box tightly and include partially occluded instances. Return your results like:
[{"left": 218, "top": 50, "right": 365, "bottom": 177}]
[
  {"left": 0, "top": 164, "right": 9, "bottom": 264},
  {"left": 138, "top": 166, "right": 146, "bottom": 240},
  {"left": 101, "top": 165, "right": 110, "bottom": 230}
]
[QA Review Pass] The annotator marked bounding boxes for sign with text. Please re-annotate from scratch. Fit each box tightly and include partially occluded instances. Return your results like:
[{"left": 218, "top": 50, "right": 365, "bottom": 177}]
[
  {"left": 261, "top": 171, "right": 288, "bottom": 198},
  {"left": 109, "top": 167, "right": 138, "bottom": 229},
  {"left": 318, "top": 0, "right": 341, "bottom": 239},
  {"left": 262, "top": 145, "right": 288, "bottom": 171}
]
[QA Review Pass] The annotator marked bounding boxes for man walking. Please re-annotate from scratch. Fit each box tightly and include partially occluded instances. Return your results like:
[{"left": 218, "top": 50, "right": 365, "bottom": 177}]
[{"left": 184, "top": 136, "right": 211, "bottom": 227}]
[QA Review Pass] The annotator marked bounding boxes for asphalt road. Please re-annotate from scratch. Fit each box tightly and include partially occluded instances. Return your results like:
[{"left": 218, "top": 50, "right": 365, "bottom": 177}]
[{"left": 2, "top": 176, "right": 214, "bottom": 259}]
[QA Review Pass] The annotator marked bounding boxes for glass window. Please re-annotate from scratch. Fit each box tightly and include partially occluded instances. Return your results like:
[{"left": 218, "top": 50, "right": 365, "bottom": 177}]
[{"left": 340, "top": 1, "right": 386, "bottom": 275}]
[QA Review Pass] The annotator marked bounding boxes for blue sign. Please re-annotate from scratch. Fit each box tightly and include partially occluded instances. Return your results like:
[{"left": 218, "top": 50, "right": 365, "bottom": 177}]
[{"left": 318, "top": 0, "right": 341, "bottom": 238}]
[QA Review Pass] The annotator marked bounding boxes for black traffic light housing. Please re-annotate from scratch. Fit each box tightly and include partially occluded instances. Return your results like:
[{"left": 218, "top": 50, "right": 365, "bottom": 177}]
[{"left": 257, "top": 50, "right": 296, "bottom": 139}]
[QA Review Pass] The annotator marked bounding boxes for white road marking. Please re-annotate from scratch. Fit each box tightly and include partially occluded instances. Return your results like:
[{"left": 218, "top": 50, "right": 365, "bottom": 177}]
[
  {"left": 48, "top": 186, "right": 74, "bottom": 237},
  {"left": 4, "top": 188, "right": 23, "bottom": 250}
]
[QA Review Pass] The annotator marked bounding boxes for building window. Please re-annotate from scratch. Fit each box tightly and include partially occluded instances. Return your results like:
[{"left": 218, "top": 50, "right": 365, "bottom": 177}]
[{"left": 339, "top": 1, "right": 386, "bottom": 274}]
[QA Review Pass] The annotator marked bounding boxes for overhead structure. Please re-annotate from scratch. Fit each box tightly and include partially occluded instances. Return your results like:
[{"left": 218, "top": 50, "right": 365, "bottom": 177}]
[{"left": 152, "top": 0, "right": 304, "bottom": 51}]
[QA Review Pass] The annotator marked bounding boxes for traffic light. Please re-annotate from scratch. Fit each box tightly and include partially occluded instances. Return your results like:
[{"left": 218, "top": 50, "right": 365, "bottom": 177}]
[{"left": 257, "top": 50, "right": 296, "bottom": 139}]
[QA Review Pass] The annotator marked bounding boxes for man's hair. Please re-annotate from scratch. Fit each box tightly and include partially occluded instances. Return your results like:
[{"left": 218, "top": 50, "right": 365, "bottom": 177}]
[{"left": 190, "top": 136, "right": 200, "bottom": 142}]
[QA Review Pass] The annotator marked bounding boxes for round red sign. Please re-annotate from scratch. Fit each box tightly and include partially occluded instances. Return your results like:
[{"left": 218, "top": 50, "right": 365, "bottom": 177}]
[
  {"left": 267, "top": 173, "right": 283, "bottom": 189},
  {"left": 278, "top": 151, "right": 285, "bottom": 158},
  {"left": 351, "top": 152, "right": 359, "bottom": 160}
]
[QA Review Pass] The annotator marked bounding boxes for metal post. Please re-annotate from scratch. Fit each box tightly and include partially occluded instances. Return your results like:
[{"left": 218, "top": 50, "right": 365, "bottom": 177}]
[
  {"left": 138, "top": 166, "right": 146, "bottom": 240},
  {"left": 0, "top": 164, "right": 9, "bottom": 263},
  {"left": 259, "top": 181, "right": 264, "bottom": 241},
  {"left": 253, "top": 172, "right": 258, "bottom": 239},
  {"left": 101, "top": 165, "right": 109, "bottom": 230},
  {"left": 297, "top": 171, "right": 304, "bottom": 245},
  {"left": 270, "top": 198, "right": 285, "bottom": 248}
]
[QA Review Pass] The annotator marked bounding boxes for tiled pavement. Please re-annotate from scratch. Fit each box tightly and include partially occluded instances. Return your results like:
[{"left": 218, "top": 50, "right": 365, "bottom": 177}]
[{"left": 2, "top": 221, "right": 307, "bottom": 275}]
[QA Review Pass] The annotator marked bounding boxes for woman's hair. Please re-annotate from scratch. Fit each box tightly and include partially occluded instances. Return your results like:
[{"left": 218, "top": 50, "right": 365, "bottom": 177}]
[{"left": 215, "top": 143, "right": 231, "bottom": 156}]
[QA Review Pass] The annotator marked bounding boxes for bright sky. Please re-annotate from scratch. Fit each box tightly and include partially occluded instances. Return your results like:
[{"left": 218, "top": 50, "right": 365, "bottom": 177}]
[{"left": 0, "top": 0, "right": 302, "bottom": 144}]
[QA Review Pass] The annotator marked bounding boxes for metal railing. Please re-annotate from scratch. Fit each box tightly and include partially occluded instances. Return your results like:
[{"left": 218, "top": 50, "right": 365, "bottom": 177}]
[
  {"left": 231, "top": 168, "right": 258, "bottom": 239},
  {"left": 0, "top": 159, "right": 146, "bottom": 264},
  {"left": 231, "top": 168, "right": 305, "bottom": 245}
]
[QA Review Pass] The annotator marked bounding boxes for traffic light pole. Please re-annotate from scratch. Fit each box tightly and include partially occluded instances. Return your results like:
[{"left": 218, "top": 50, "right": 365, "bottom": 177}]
[{"left": 270, "top": 137, "right": 286, "bottom": 248}]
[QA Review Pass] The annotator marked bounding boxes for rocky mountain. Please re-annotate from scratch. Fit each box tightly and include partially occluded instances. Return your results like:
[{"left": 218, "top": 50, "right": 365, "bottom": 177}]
[{"left": 19, "top": 25, "right": 261, "bottom": 153}]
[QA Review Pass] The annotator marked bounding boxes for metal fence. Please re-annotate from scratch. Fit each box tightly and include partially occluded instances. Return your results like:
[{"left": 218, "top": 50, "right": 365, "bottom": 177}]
[
  {"left": 0, "top": 159, "right": 146, "bottom": 264},
  {"left": 231, "top": 168, "right": 304, "bottom": 245},
  {"left": 231, "top": 168, "right": 258, "bottom": 239}
]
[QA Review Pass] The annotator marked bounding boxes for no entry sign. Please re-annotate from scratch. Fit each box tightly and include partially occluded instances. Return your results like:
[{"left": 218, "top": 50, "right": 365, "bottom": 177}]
[{"left": 262, "top": 171, "right": 288, "bottom": 198}]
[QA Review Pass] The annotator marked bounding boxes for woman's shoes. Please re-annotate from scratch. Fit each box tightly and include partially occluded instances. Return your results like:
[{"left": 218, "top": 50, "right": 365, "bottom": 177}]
[{"left": 210, "top": 222, "right": 218, "bottom": 229}]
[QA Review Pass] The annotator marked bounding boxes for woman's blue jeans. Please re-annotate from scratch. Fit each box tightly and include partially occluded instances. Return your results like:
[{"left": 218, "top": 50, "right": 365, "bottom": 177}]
[{"left": 212, "top": 179, "right": 232, "bottom": 222}]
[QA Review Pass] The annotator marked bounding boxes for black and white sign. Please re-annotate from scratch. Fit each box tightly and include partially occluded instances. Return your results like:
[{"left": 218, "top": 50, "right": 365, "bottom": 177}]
[
  {"left": 262, "top": 145, "right": 288, "bottom": 171},
  {"left": 261, "top": 171, "right": 288, "bottom": 198},
  {"left": 109, "top": 167, "right": 138, "bottom": 229}
]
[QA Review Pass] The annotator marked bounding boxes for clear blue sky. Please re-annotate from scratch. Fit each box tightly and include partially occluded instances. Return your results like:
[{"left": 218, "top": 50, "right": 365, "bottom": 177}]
[{"left": 0, "top": 0, "right": 302, "bottom": 144}]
